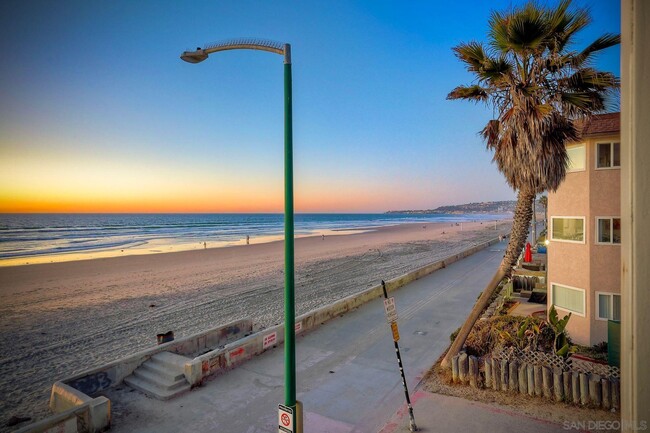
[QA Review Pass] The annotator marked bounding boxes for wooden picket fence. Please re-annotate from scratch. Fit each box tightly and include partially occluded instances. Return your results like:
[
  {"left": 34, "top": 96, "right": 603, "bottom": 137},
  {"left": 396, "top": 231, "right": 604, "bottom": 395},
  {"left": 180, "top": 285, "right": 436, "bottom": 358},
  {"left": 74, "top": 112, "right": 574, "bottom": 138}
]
[{"left": 450, "top": 349, "right": 620, "bottom": 410}]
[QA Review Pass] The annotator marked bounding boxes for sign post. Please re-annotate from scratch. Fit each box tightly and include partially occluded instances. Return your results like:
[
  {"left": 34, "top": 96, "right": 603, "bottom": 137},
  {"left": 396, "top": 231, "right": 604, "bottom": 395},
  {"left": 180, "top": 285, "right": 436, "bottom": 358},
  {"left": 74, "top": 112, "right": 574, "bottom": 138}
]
[{"left": 382, "top": 280, "right": 417, "bottom": 432}]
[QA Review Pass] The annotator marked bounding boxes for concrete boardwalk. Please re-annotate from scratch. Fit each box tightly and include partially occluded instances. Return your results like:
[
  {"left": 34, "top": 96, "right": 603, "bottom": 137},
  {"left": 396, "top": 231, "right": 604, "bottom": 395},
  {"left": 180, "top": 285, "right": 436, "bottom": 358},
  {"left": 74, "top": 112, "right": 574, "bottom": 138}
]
[{"left": 108, "top": 244, "right": 506, "bottom": 432}]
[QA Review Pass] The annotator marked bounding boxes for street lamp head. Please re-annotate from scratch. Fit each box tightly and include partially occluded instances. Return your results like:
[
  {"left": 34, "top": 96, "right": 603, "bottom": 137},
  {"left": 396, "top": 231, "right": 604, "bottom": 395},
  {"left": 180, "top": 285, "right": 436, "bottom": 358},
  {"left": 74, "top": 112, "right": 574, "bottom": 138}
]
[
  {"left": 180, "top": 38, "right": 290, "bottom": 64},
  {"left": 180, "top": 48, "right": 209, "bottom": 64}
]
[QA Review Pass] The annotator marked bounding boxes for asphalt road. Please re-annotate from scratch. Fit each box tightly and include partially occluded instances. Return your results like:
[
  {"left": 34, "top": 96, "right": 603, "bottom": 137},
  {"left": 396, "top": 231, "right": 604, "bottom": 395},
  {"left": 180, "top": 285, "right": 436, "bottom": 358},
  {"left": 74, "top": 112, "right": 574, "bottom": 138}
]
[{"left": 108, "top": 243, "right": 506, "bottom": 433}]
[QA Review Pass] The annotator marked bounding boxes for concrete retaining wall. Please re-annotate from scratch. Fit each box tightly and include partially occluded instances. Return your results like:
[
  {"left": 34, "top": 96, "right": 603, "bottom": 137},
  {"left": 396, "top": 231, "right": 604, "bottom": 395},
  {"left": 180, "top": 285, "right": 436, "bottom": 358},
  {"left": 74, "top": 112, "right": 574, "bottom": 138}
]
[
  {"left": 452, "top": 354, "right": 619, "bottom": 411},
  {"left": 16, "top": 389, "right": 110, "bottom": 433},
  {"left": 185, "top": 238, "right": 500, "bottom": 385},
  {"left": 21, "top": 319, "right": 252, "bottom": 433},
  {"left": 61, "top": 318, "right": 252, "bottom": 398}
]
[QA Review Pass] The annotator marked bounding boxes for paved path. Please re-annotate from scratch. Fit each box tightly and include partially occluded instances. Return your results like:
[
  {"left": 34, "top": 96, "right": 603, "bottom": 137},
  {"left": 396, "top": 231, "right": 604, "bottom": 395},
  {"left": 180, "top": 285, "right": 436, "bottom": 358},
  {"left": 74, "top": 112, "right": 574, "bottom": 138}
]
[{"left": 108, "top": 244, "right": 506, "bottom": 432}]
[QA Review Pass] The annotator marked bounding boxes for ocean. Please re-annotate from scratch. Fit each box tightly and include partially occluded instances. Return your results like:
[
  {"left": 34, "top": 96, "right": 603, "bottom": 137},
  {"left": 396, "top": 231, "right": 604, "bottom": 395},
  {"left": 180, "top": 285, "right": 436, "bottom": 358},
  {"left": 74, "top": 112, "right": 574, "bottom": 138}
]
[{"left": 0, "top": 213, "right": 508, "bottom": 263}]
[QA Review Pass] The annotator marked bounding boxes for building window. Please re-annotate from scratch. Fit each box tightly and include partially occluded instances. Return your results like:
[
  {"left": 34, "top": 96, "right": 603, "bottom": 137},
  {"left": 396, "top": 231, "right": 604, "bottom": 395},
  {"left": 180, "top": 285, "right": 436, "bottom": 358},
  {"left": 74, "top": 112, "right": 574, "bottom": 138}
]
[
  {"left": 597, "top": 292, "right": 621, "bottom": 321},
  {"left": 551, "top": 217, "right": 585, "bottom": 243},
  {"left": 552, "top": 283, "right": 586, "bottom": 316},
  {"left": 567, "top": 143, "right": 586, "bottom": 172},
  {"left": 596, "top": 142, "right": 621, "bottom": 169},
  {"left": 596, "top": 217, "right": 621, "bottom": 244}
]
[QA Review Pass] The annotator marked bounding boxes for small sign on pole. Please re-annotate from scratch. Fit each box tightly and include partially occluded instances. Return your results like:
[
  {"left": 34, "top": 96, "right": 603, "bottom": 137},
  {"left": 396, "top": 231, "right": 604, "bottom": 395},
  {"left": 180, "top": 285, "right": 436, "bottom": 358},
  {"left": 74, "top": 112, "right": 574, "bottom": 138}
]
[
  {"left": 384, "top": 297, "right": 398, "bottom": 323},
  {"left": 278, "top": 404, "right": 294, "bottom": 433},
  {"left": 390, "top": 321, "right": 400, "bottom": 342}
]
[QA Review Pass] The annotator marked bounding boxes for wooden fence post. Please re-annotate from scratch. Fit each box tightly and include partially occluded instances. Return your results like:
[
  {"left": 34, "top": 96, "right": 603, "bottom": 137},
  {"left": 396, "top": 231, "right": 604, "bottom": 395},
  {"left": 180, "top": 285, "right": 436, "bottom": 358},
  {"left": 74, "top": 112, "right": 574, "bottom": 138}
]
[
  {"left": 572, "top": 372, "right": 581, "bottom": 404},
  {"left": 469, "top": 356, "right": 478, "bottom": 388},
  {"left": 500, "top": 359, "right": 509, "bottom": 390},
  {"left": 508, "top": 360, "right": 518, "bottom": 392},
  {"left": 580, "top": 373, "right": 589, "bottom": 406},
  {"left": 553, "top": 367, "right": 564, "bottom": 402},
  {"left": 485, "top": 357, "right": 492, "bottom": 389},
  {"left": 527, "top": 364, "right": 535, "bottom": 396},
  {"left": 589, "top": 374, "right": 602, "bottom": 407},
  {"left": 542, "top": 366, "right": 553, "bottom": 399},
  {"left": 492, "top": 359, "right": 500, "bottom": 391},
  {"left": 518, "top": 362, "right": 528, "bottom": 395},
  {"left": 459, "top": 353, "right": 468, "bottom": 383},
  {"left": 602, "top": 378, "right": 611, "bottom": 410},
  {"left": 562, "top": 371, "right": 572, "bottom": 403},
  {"left": 611, "top": 378, "right": 620, "bottom": 410},
  {"left": 452, "top": 354, "right": 460, "bottom": 383},
  {"left": 534, "top": 365, "right": 543, "bottom": 397}
]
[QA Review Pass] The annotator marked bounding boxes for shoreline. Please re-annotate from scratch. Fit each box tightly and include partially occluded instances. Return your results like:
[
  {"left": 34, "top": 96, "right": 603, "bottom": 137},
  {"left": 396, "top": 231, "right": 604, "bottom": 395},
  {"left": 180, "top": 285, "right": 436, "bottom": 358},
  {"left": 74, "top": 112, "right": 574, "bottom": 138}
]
[
  {"left": 0, "top": 215, "right": 510, "bottom": 268},
  {"left": 0, "top": 227, "right": 373, "bottom": 268},
  {"left": 0, "top": 220, "right": 511, "bottom": 430}
]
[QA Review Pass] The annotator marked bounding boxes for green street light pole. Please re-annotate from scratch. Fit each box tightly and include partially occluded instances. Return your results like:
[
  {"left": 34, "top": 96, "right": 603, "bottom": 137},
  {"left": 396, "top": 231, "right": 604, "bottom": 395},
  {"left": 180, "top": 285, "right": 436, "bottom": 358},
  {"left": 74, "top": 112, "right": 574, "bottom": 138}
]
[
  {"left": 180, "top": 38, "right": 300, "bottom": 429},
  {"left": 282, "top": 44, "right": 296, "bottom": 410}
]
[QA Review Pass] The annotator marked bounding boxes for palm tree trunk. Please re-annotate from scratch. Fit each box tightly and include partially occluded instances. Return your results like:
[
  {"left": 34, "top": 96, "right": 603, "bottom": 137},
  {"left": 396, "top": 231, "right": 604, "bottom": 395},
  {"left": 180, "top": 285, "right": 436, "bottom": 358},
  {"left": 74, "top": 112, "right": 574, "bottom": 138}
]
[
  {"left": 441, "top": 188, "right": 536, "bottom": 367},
  {"left": 532, "top": 201, "right": 537, "bottom": 244}
]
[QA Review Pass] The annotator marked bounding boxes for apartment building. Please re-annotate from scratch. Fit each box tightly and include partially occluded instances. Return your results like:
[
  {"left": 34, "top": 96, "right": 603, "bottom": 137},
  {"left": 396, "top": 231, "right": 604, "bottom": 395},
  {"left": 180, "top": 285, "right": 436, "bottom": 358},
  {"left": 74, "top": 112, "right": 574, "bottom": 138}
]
[{"left": 547, "top": 112, "right": 620, "bottom": 346}]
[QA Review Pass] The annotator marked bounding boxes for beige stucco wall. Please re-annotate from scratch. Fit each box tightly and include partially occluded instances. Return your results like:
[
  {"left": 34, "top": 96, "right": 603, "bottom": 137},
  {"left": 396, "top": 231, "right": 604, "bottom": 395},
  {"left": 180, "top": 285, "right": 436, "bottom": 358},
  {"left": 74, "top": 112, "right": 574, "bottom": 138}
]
[
  {"left": 547, "top": 152, "right": 591, "bottom": 345},
  {"left": 547, "top": 133, "right": 620, "bottom": 346},
  {"left": 588, "top": 134, "right": 621, "bottom": 344}
]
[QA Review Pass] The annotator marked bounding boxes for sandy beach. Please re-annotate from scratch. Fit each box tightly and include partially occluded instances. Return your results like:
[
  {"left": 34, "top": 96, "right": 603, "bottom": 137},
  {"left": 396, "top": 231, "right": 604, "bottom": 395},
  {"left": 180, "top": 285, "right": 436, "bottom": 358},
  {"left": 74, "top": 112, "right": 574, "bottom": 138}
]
[{"left": 0, "top": 220, "right": 510, "bottom": 429}]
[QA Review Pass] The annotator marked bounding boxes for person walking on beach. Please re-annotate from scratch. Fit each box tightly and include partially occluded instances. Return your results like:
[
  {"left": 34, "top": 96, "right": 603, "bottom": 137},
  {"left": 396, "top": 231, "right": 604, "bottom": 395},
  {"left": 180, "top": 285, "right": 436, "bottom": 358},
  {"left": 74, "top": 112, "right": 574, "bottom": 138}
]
[
  {"left": 246, "top": 235, "right": 250, "bottom": 245},
  {"left": 203, "top": 242, "right": 207, "bottom": 249}
]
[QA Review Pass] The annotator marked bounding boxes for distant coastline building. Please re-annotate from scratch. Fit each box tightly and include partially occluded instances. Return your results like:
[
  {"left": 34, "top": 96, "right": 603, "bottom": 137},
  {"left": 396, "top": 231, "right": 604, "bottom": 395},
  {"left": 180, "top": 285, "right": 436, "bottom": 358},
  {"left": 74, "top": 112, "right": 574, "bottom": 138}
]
[{"left": 547, "top": 112, "right": 620, "bottom": 346}]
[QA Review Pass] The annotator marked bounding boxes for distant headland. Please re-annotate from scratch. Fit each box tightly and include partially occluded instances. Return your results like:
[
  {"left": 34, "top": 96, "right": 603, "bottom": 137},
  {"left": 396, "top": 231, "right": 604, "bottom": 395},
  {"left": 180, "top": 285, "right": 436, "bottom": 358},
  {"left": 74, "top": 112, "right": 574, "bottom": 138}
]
[{"left": 386, "top": 200, "right": 516, "bottom": 215}]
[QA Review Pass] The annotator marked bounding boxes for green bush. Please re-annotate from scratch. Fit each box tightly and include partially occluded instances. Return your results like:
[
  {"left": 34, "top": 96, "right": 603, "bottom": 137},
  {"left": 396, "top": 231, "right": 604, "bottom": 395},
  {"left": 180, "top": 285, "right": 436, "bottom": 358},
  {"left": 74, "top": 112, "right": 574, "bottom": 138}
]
[{"left": 463, "top": 315, "right": 554, "bottom": 357}]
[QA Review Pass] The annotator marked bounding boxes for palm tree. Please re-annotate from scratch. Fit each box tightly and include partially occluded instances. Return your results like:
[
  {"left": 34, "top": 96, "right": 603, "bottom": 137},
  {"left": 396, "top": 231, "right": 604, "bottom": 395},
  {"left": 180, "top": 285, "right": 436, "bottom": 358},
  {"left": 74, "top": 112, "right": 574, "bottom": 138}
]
[{"left": 442, "top": 0, "right": 619, "bottom": 367}]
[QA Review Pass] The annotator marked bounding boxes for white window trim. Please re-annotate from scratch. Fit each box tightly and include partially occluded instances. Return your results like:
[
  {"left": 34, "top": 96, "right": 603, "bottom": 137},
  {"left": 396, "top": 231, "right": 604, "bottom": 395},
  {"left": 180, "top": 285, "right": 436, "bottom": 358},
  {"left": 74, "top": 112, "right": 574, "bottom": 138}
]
[
  {"left": 595, "top": 291, "right": 621, "bottom": 321},
  {"left": 551, "top": 282, "right": 586, "bottom": 317},
  {"left": 595, "top": 216, "right": 622, "bottom": 245},
  {"left": 550, "top": 216, "right": 587, "bottom": 244},
  {"left": 595, "top": 141, "right": 621, "bottom": 170},
  {"left": 566, "top": 143, "right": 587, "bottom": 173}
]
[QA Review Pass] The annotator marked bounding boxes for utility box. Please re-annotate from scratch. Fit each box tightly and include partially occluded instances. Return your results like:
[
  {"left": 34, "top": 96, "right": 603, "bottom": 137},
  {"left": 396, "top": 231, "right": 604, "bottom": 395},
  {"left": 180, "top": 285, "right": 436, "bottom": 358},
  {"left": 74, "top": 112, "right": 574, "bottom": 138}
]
[{"left": 608, "top": 320, "right": 621, "bottom": 368}]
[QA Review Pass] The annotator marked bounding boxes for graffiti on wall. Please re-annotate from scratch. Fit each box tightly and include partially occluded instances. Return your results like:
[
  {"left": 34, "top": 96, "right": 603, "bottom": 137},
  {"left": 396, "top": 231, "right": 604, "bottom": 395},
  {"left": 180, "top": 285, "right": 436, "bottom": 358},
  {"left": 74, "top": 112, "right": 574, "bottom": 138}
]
[{"left": 68, "top": 371, "right": 112, "bottom": 395}]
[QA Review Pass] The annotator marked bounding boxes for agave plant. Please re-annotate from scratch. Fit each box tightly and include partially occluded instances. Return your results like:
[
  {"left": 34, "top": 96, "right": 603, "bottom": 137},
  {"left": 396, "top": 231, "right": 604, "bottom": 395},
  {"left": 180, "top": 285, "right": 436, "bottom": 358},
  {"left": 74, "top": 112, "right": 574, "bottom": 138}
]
[{"left": 443, "top": 0, "right": 619, "bottom": 366}]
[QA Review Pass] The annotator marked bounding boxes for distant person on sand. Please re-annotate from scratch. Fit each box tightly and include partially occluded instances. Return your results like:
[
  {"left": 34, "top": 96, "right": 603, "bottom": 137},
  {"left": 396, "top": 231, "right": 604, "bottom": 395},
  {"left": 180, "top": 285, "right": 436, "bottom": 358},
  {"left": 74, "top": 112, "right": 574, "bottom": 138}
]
[
  {"left": 246, "top": 235, "right": 250, "bottom": 245},
  {"left": 322, "top": 234, "right": 325, "bottom": 240},
  {"left": 203, "top": 242, "right": 206, "bottom": 249}
]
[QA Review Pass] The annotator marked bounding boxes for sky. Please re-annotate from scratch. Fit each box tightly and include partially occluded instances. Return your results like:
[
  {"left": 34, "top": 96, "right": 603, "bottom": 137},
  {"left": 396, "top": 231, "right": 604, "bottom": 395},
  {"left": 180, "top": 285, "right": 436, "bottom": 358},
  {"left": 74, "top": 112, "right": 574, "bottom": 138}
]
[{"left": 0, "top": 0, "right": 621, "bottom": 213}]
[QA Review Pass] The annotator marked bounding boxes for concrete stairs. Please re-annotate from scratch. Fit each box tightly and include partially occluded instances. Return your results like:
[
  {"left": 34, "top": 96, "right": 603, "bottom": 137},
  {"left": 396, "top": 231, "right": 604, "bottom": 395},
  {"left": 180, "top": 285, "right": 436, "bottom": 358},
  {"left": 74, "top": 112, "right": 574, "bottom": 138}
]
[{"left": 124, "top": 352, "right": 192, "bottom": 400}]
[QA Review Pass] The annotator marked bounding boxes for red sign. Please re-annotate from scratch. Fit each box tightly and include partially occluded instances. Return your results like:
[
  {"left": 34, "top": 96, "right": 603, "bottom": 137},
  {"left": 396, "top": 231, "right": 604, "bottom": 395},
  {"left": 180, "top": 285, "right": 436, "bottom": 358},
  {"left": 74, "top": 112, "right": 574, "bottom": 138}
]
[{"left": 278, "top": 404, "right": 294, "bottom": 433}]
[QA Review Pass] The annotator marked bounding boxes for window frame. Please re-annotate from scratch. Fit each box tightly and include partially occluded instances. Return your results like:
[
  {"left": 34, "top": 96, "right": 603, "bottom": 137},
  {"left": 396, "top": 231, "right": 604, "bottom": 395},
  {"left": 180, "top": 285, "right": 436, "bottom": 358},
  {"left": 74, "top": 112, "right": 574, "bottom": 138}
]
[
  {"left": 566, "top": 143, "right": 587, "bottom": 173},
  {"left": 595, "top": 216, "right": 622, "bottom": 245},
  {"left": 551, "top": 282, "right": 586, "bottom": 317},
  {"left": 595, "top": 291, "right": 622, "bottom": 321},
  {"left": 595, "top": 141, "right": 621, "bottom": 170},
  {"left": 550, "top": 216, "right": 587, "bottom": 244}
]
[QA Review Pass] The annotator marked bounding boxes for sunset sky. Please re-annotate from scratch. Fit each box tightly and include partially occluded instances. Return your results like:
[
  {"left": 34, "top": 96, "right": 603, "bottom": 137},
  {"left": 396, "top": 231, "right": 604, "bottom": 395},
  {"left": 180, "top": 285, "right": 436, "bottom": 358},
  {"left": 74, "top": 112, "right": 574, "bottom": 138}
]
[{"left": 0, "top": 0, "right": 620, "bottom": 213}]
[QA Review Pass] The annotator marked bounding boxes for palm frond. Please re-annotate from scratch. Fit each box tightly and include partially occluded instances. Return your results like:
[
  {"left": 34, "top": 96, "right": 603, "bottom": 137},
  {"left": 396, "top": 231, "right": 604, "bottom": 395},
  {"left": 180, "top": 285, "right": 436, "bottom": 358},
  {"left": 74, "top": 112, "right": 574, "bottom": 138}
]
[
  {"left": 447, "top": 85, "right": 489, "bottom": 102},
  {"left": 452, "top": 42, "right": 487, "bottom": 73},
  {"left": 481, "top": 56, "right": 512, "bottom": 82},
  {"left": 572, "top": 33, "right": 621, "bottom": 67},
  {"left": 507, "top": 4, "right": 549, "bottom": 52}
]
